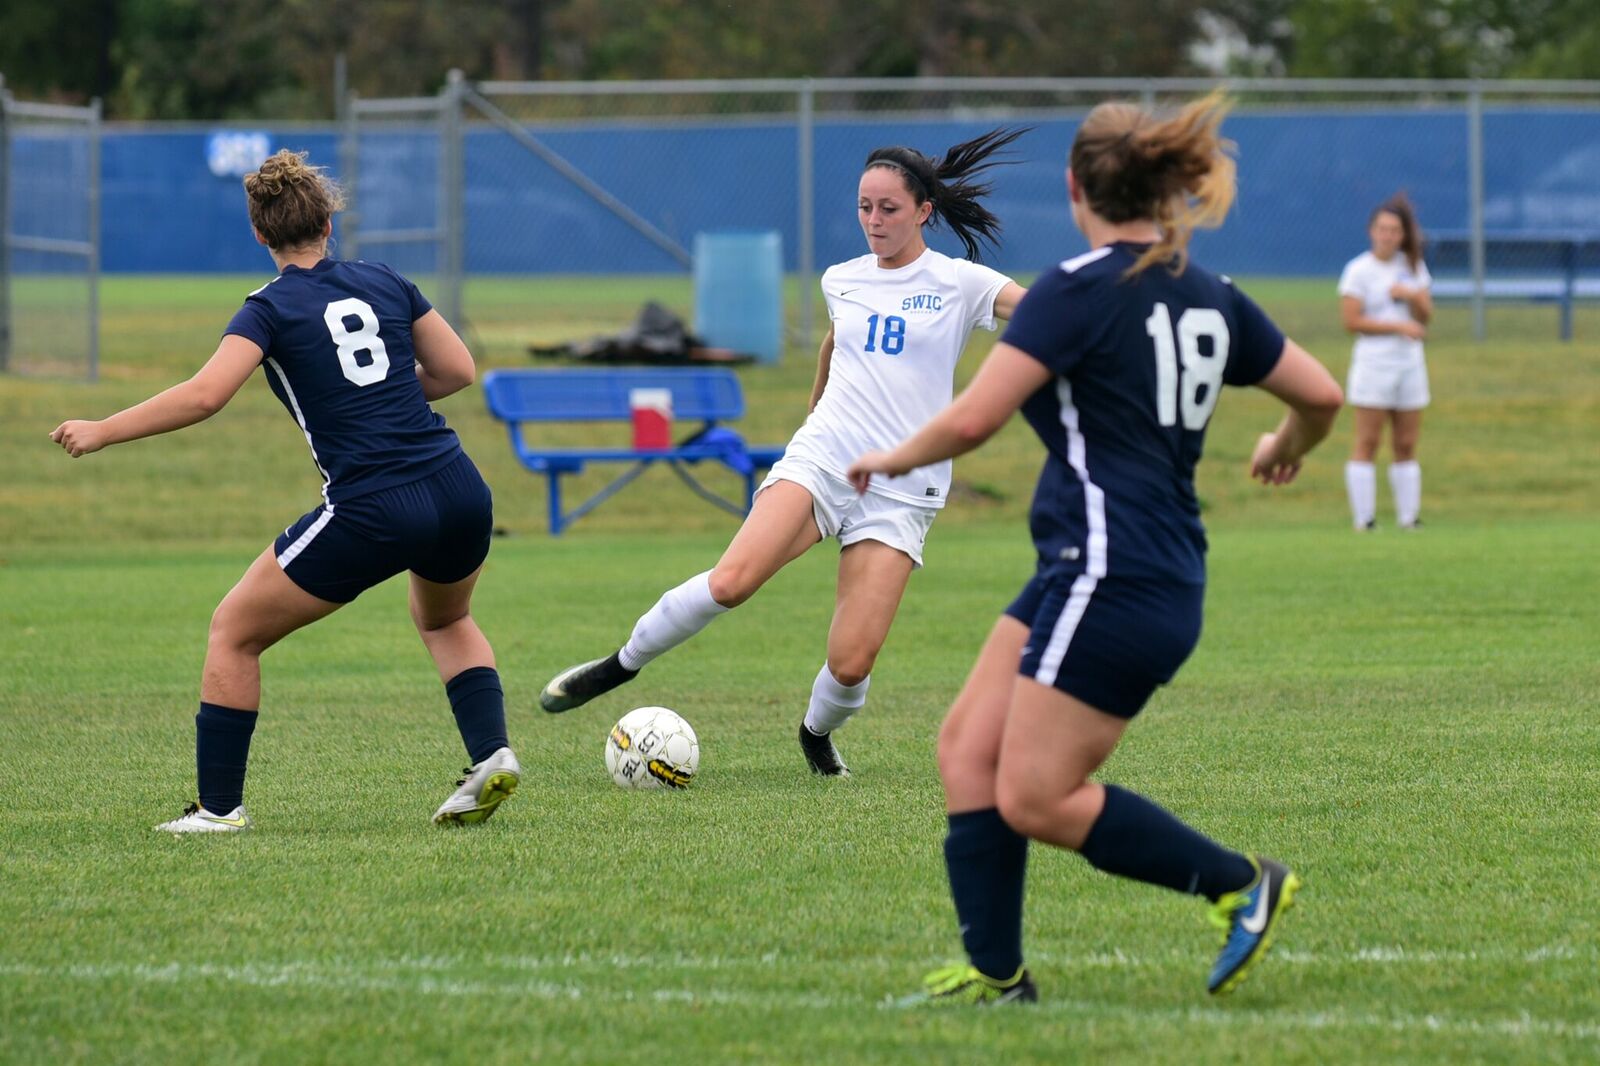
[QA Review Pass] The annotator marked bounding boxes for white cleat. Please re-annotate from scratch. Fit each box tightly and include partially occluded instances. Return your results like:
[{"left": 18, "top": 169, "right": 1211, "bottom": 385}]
[
  {"left": 155, "top": 803, "right": 252, "bottom": 834},
  {"left": 432, "top": 746, "right": 521, "bottom": 827}
]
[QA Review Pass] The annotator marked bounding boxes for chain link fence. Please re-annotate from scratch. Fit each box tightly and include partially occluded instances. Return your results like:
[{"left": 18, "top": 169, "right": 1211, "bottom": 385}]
[
  {"left": 0, "top": 78, "right": 100, "bottom": 379},
  {"left": 342, "top": 76, "right": 1600, "bottom": 352}
]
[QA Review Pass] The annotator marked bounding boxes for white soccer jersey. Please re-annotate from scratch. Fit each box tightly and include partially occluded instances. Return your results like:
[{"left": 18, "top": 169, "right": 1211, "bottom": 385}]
[
  {"left": 1338, "top": 250, "right": 1431, "bottom": 368},
  {"left": 787, "top": 248, "right": 1010, "bottom": 508}
]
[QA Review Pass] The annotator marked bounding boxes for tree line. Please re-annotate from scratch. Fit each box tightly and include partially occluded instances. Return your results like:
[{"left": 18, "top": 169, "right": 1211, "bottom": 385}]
[{"left": 2, "top": 0, "right": 1596, "bottom": 119}]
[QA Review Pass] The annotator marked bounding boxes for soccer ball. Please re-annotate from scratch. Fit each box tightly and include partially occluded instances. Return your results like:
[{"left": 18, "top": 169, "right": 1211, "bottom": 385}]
[{"left": 605, "top": 706, "right": 699, "bottom": 790}]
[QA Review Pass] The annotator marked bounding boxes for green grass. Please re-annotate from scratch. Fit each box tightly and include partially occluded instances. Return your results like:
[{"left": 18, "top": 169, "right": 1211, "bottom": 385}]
[{"left": 2, "top": 275, "right": 1598, "bottom": 1062}]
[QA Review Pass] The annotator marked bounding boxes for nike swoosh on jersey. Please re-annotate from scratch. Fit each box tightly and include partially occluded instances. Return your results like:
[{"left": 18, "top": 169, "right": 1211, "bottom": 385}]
[
  {"left": 1240, "top": 874, "right": 1272, "bottom": 934},
  {"left": 836, "top": 288, "right": 860, "bottom": 296}
]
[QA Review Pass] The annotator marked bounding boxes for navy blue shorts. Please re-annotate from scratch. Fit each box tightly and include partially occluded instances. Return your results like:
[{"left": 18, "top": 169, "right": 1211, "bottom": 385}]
[
  {"left": 274, "top": 452, "right": 493, "bottom": 604},
  {"left": 1005, "top": 570, "right": 1204, "bottom": 719}
]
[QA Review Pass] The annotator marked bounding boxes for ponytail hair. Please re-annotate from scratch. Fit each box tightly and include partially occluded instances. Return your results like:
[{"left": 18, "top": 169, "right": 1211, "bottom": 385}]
[
  {"left": 1372, "top": 192, "right": 1425, "bottom": 272},
  {"left": 243, "top": 149, "right": 345, "bottom": 251},
  {"left": 1069, "top": 91, "right": 1236, "bottom": 277},
  {"left": 864, "top": 126, "right": 1029, "bottom": 262}
]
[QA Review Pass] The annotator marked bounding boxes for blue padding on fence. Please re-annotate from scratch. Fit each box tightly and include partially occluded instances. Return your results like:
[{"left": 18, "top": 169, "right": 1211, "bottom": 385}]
[{"left": 24, "top": 108, "right": 1600, "bottom": 276}]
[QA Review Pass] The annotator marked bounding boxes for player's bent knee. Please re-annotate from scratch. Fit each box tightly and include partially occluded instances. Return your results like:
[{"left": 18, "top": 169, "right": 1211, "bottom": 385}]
[
  {"left": 996, "top": 778, "right": 1099, "bottom": 846},
  {"left": 207, "top": 606, "right": 268, "bottom": 658},
  {"left": 411, "top": 603, "right": 469, "bottom": 634},
  {"left": 937, "top": 732, "right": 990, "bottom": 792},
  {"left": 935, "top": 721, "right": 968, "bottom": 782},
  {"left": 1056, "top": 785, "right": 1106, "bottom": 848},
  {"left": 995, "top": 781, "right": 1052, "bottom": 840},
  {"left": 706, "top": 565, "right": 757, "bottom": 609},
  {"left": 828, "top": 659, "right": 873, "bottom": 688}
]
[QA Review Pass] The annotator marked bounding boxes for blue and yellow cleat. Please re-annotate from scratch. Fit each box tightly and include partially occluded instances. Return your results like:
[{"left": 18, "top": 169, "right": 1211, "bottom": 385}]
[
  {"left": 902, "top": 963, "right": 1038, "bottom": 1007},
  {"left": 1207, "top": 855, "right": 1301, "bottom": 995}
]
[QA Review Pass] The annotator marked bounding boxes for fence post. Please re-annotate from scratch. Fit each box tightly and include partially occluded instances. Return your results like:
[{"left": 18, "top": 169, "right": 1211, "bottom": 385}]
[
  {"left": 440, "top": 69, "right": 466, "bottom": 329},
  {"left": 87, "top": 97, "right": 101, "bottom": 382},
  {"left": 340, "top": 92, "right": 360, "bottom": 262},
  {"left": 797, "top": 78, "right": 815, "bottom": 352},
  {"left": 1468, "top": 81, "right": 1486, "bottom": 342},
  {"left": 0, "top": 77, "right": 10, "bottom": 374}
]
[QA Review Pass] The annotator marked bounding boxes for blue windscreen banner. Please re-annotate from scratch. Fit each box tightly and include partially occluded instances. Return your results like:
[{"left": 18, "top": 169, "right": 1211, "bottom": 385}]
[{"left": 60, "top": 107, "right": 1600, "bottom": 277}]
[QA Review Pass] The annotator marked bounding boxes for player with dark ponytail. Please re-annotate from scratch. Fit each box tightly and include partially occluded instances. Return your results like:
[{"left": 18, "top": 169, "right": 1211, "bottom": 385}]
[
  {"left": 864, "top": 126, "right": 1027, "bottom": 261},
  {"left": 540, "top": 128, "right": 1030, "bottom": 779},
  {"left": 850, "top": 93, "right": 1344, "bottom": 1003}
]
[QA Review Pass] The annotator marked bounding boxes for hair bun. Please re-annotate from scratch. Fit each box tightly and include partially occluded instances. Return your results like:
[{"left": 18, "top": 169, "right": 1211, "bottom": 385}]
[
  {"left": 247, "top": 149, "right": 314, "bottom": 200},
  {"left": 242, "top": 148, "right": 344, "bottom": 250}
]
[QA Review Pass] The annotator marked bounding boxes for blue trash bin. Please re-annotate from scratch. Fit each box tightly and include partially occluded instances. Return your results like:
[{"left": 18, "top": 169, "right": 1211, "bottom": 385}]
[{"left": 693, "top": 231, "right": 783, "bottom": 364}]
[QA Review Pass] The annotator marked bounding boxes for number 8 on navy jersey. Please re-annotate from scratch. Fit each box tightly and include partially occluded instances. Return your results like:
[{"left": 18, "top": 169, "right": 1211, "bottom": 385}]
[
  {"left": 225, "top": 259, "right": 462, "bottom": 506},
  {"left": 324, "top": 297, "right": 391, "bottom": 386}
]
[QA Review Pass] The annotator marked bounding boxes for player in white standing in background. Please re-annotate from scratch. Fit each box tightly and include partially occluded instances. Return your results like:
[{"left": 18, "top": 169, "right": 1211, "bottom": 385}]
[
  {"left": 539, "top": 129, "right": 1030, "bottom": 777},
  {"left": 1339, "top": 194, "right": 1432, "bottom": 531}
]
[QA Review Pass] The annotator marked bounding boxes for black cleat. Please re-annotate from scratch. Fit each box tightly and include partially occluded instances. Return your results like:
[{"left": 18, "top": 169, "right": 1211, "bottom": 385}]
[
  {"left": 799, "top": 723, "right": 851, "bottom": 777},
  {"left": 539, "top": 651, "right": 638, "bottom": 713}
]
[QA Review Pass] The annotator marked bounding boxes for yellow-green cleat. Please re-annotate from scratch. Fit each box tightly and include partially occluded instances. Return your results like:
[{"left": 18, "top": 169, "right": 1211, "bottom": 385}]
[
  {"left": 1207, "top": 855, "right": 1301, "bottom": 995},
  {"left": 432, "top": 746, "right": 521, "bottom": 826},
  {"left": 903, "top": 963, "right": 1038, "bottom": 1007}
]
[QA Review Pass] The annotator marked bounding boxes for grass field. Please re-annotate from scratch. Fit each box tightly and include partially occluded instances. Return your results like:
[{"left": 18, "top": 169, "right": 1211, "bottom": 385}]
[{"left": 2, "top": 275, "right": 1598, "bottom": 1063}]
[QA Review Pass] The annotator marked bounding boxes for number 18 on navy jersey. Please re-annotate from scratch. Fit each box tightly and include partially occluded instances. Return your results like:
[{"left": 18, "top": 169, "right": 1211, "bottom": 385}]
[{"left": 1001, "top": 243, "right": 1286, "bottom": 584}]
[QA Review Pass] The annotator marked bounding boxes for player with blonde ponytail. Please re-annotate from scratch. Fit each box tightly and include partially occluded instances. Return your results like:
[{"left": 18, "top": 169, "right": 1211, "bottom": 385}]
[{"left": 850, "top": 93, "right": 1344, "bottom": 1004}]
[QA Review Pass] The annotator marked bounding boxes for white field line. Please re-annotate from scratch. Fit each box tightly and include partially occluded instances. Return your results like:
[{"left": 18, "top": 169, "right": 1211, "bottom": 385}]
[
  {"left": 1, "top": 952, "right": 1597, "bottom": 1045},
  {"left": 367, "top": 944, "right": 1589, "bottom": 972}
]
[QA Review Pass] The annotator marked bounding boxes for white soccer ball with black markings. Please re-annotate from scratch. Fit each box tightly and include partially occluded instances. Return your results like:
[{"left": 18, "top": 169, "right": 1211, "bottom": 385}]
[{"left": 605, "top": 706, "right": 699, "bottom": 790}]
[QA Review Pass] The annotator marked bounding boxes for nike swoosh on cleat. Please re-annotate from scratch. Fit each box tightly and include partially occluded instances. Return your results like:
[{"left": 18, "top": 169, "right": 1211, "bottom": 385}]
[
  {"left": 200, "top": 816, "right": 248, "bottom": 827},
  {"left": 1241, "top": 874, "right": 1272, "bottom": 934}
]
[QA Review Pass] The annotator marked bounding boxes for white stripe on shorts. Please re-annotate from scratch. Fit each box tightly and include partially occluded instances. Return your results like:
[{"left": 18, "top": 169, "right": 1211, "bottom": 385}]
[
  {"left": 276, "top": 506, "right": 335, "bottom": 570},
  {"left": 1034, "top": 573, "right": 1099, "bottom": 687}
]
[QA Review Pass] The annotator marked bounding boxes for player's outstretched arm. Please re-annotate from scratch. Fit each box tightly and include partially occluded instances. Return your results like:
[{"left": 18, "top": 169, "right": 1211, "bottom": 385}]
[
  {"left": 847, "top": 341, "right": 1050, "bottom": 492},
  {"left": 49, "top": 335, "right": 262, "bottom": 458},
  {"left": 413, "top": 310, "right": 476, "bottom": 400},
  {"left": 992, "top": 281, "right": 1028, "bottom": 322},
  {"left": 1249, "top": 339, "right": 1344, "bottom": 486}
]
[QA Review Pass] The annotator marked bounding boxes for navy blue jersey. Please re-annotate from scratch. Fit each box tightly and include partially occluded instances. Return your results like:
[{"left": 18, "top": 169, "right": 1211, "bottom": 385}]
[
  {"left": 1001, "top": 242, "right": 1285, "bottom": 584},
  {"left": 225, "top": 259, "right": 462, "bottom": 505}
]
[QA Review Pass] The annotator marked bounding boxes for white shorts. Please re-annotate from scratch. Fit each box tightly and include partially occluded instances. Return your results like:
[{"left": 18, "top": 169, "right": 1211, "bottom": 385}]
[
  {"left": 758, "top": 455, "right": 939, "bottom": 569},
  {"left": 1348, "top": 358, "right": 1430, "bottom": 411}
]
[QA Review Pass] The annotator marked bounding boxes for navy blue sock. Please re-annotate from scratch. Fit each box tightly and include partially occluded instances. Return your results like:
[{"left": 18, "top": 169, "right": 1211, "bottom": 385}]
[
  {"left": 1079, "top": 784, "right": 1255, "bottom": 901},
  {"left": 195, "top": 702, "right": 257, "bottom": 815},
  {"left": 944, "top": 808, "right": 1029, "bottom": 981},
  {"left": 445, "top": 666, "right": 509, "bottom": 764}
]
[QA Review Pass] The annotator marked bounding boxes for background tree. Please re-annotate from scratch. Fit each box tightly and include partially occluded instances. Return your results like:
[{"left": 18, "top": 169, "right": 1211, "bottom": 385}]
[{"left": 3, "top": 0, "right": 1598, "bottom": 119}]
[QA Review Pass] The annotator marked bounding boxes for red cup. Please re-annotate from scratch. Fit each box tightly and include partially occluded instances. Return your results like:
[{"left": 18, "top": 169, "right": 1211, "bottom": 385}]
[{"left": 629, "top": 388, "right": 673, "bottom": 450}]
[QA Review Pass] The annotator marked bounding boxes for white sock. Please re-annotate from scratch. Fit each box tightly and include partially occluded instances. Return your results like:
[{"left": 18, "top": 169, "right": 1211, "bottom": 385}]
[
  {"left": 617, "top": 571, "right": 729, "bottom": 671},
  {"left": 1345, "top": 461, "right": 1377, "bottom": 528},
  {"left": 802, "top": 663, "right": 871, "bottom": 735},
  {"left": 1389, "top": 461, "right": 1422, "bottom": 527}
]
